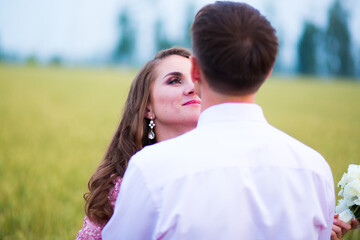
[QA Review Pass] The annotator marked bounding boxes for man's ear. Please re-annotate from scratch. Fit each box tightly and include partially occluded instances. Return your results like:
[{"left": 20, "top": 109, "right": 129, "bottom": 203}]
[
  {"left": 266, "top": 68, "right": 273, "bottom": 79},
  {"left": 190, "top": 56, "right": 201, "bottom": 84}
]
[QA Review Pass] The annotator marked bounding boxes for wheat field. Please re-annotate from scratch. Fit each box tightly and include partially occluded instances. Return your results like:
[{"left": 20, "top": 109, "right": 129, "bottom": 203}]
[{"left": 0, "top": 65, "right": 359, "bottom": 239}]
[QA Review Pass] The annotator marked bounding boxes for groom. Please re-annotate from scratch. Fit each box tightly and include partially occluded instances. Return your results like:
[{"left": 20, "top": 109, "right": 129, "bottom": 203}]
[{"left": 102, "top": 2, "right": 335, "bottom": 239}]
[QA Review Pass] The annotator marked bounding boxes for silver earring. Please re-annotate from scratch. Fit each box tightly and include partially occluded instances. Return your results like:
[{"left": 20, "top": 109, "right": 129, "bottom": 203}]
[{"left": 148, "top": 117, "right": 155, "bottom": 140}]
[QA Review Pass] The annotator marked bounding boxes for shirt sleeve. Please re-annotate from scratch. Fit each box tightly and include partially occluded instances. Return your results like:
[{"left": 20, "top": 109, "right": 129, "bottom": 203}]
[
  {"left": 314, "top": 166, "right": 335, "bottom": 240},
  {"left": 102, "top": 159, "right": 159, "bottom": 240}
]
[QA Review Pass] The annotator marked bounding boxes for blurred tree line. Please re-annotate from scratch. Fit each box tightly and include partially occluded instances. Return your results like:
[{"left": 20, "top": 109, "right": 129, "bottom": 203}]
[
  {"left": 114, "top": 0, "right": 357, "bottom": 78},
  {"left": 297, "top": 0, "right": 357, "bottom": 78},
  {"left": 0, "top": 0, "right": 357, "bottom": 79},
  {"left": 0, "top": 3, "right": 195, "bottom": 67},
  {"left": 113, "top": 9, "right": 136, "bottom": 64},
  {"left": 112, "top": 3, "right": 195, "bottom": 65}
]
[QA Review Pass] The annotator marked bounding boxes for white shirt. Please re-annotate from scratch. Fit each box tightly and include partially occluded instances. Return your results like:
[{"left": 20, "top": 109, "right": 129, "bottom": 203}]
[{"left": 102, "top": 103, "right": 335, "bottom": 240}]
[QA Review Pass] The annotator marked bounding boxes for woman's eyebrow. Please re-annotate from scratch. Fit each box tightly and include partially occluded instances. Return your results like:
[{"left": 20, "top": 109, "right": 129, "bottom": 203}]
[{"left": 163, "top": 72, "right": 182, "bottom": 79}]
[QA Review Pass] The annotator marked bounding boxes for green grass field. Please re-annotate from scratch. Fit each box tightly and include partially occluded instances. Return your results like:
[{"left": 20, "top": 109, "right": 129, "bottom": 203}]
[{"left": 0, "top": 65, "right": 359, "bottom": 239}]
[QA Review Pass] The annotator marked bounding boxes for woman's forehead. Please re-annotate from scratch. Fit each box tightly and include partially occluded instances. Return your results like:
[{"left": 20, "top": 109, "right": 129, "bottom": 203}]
[{"left": 155, "top": 55, "right": 191, "bottom": 77}]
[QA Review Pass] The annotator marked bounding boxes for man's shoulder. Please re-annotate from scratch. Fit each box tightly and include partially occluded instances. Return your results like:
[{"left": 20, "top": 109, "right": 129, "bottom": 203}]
[
  {"left": 268, "top": 124, "right": 320, "bottom": 154},
  {"left": 129, "top": 129, "right": 200, "bottom": 182},
  {"left": 267, "top": 125, "right": 333, "bottom": 179},
  {"left": 137, "top": 128, "right": 198, "bottom": 159}
]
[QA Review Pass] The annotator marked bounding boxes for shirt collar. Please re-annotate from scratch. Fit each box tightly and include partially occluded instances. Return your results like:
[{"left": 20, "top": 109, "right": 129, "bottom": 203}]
[{"left": 197, "top": 103, "right": 267, "bottom": 127}]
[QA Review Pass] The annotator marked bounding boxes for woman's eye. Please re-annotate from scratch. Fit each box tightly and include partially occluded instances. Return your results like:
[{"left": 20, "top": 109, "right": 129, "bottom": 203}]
[{"left": 167, "top": 77, "right": 182, "bottom": 85}]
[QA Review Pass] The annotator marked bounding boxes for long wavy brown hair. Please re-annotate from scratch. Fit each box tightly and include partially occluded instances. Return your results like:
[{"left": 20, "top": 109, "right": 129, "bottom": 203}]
[{"left": 83, "top": 47, "right": 191, "bottom": 226}]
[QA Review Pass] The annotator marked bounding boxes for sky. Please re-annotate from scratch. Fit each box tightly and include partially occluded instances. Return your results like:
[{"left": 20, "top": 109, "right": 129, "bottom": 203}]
[{"left": 0, "top": 0, "right": 359, "bottom": 70}]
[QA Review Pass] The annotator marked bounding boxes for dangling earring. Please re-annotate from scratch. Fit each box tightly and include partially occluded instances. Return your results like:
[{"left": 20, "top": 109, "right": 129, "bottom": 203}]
[{"left": 148, "top": 116, "right": 155, "bottom": 140}]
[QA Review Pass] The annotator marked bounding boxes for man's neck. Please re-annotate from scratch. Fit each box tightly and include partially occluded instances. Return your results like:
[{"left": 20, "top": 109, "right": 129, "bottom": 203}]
[
  {"left": 192, "top": 67, "right": 258, "bottom": 112},
  {"left": 200, "top": 90, "right": 256, "bottom": 112}
]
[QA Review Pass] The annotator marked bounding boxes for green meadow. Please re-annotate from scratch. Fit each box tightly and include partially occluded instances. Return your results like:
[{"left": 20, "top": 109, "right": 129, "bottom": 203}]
[{"left": 0, "top": 65, "right": 359, "bottom": 239}]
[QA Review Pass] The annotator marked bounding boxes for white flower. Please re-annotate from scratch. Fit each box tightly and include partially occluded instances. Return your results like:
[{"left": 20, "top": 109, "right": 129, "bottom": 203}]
[
  {"left": 335, "top": 199, "right": 348, "bottom": 214},
  {"left": 338, "top": 209, "right": 355, "bottom": 224},
  {"left": 346, "top": 164, "right": 360, "bottom": 183},
  {"left": 336, "top": 164, "right": 360, "bottom": 224},
  {"left": 338, "top": 189, "right": 344, "bottom": 197},
  {"left": 343, "top": 179, "right": 360, "bottom": 206},
  {"left": 338, "top": 173, "right": 348, "bottom": 189}
]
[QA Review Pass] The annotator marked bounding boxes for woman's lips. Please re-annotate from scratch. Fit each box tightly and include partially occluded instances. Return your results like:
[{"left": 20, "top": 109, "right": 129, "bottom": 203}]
[{"left": 183, "top": 100, "right": 201, "bottom": 106}]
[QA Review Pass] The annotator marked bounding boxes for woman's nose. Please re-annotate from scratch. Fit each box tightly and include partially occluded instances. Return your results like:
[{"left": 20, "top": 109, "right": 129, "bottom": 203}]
[{"left": 184, "top": 81, "right": 195, "bottom": 95}]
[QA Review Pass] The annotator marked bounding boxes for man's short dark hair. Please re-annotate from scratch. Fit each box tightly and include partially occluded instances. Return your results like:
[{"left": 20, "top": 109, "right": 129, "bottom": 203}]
[{"left": 191, "top": 1, "right": 279, "bottom": 95}]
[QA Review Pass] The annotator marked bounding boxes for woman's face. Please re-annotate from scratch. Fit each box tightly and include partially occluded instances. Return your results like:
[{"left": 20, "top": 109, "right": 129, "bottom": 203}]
[{"left": 148, "top": 55, "right": 201, "bottom": 140}]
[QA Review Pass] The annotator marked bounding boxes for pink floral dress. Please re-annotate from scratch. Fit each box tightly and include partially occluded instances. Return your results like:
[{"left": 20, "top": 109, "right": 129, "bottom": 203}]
[{"left": 75, "top": 177, "right": 122, "bottom": 240}]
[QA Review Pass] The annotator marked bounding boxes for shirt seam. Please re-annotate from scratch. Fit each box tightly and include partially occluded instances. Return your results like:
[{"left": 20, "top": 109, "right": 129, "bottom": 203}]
[{"left": 132, "top": 159, "right": 162, "bottom": 214}]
